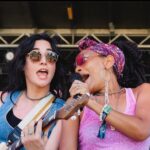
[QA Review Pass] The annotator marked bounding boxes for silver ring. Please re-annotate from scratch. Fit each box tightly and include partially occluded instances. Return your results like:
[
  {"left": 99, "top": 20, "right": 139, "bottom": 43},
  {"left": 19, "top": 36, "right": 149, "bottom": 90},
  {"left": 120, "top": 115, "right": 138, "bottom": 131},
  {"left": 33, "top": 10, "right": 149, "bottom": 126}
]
[
  {"left": 28, "top": 128, "right": 34, "bottom": 135},
  {"left": 43, "top": 132, "right": 48, "bottom": 137}
]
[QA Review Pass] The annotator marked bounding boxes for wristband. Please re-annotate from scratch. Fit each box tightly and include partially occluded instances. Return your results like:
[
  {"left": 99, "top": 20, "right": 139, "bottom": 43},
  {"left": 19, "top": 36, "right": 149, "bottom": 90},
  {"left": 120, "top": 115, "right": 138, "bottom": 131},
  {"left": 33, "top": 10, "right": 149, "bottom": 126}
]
[{"left": 99, "top": 104, "right": 112, "bottom": 121}]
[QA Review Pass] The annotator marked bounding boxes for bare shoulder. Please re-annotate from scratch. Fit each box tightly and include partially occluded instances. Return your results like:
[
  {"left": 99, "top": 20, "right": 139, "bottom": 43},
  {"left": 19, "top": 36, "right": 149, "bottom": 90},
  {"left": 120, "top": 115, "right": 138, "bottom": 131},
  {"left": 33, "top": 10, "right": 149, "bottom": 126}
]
[
  {"left": 0, "top": 91, "right": 8, "bottom": 107},
  {"left": 137, "top": 83, "right": 150, "bottom": 88},
  {"left": 0, "top": 91, "right": 3, "bottom": 107},
  {"left": 0, "top": 91, "right": 8, "bottom": 99},
  {"left": 134, "top": 83, "right": 150, "bottom": 93},
  {"left": 132, "top": 83, "right": 150, "bottom": 102}
]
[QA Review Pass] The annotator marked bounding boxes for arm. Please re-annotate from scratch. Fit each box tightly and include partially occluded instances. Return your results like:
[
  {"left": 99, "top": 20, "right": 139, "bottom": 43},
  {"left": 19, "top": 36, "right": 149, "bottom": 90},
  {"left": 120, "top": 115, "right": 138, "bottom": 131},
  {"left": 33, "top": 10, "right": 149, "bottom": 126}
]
[
  {"left": 45, "top": 120, "right": 62, "bottom": 150},
  {"left": 59, "top": 117, "right": 79, "bottom": 150},
  {"left": 87, "top": 83, "right": 150, "bottom": 141}
]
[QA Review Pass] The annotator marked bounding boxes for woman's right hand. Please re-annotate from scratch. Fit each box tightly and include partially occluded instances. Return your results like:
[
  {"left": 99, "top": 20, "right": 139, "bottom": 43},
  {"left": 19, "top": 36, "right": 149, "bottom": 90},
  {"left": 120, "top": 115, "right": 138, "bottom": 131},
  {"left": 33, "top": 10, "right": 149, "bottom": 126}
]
[{"left": 69, "top": 80, "right": 90, "bottom": 98}]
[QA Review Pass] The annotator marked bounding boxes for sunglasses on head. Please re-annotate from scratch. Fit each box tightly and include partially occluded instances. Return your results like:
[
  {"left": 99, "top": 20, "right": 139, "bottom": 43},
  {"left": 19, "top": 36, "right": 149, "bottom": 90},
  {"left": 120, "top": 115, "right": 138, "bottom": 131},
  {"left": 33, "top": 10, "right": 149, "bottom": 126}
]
[{"left": 27, "top": 50, "right": 59, "bottom": 63}]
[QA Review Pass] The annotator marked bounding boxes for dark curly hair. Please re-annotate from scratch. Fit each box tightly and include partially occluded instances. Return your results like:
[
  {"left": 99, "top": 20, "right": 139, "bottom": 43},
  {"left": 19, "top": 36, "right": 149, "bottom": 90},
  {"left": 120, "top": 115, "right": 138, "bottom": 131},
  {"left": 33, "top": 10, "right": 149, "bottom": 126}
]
[
  {"left": 112, "top": 40, "right": 147, "bottom": 88},
  {"left": 0, "top": 33, "right": 69, "bottom": 103}
]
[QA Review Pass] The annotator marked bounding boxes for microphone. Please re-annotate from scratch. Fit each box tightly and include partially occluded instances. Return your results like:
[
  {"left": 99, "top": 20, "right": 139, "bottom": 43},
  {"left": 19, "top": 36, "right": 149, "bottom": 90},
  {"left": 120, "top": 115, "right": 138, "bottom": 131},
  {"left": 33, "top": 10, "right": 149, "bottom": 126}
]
[
  {"left": 69, "top": 73, "right": 90, "bottom": 120},
  {"left": 69, "top": 72, "right": 82, "bottom": 84},
  {"left": 69, "top": 73, "right": 82, "bottom": 99},
  {"left": 69, "top": 73, "right": 83, "bottom": 119}
]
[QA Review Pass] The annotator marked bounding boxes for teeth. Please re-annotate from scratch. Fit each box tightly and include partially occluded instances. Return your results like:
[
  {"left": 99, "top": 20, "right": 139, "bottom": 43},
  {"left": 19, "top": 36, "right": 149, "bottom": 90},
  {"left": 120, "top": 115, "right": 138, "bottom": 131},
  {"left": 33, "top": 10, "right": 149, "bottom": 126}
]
[
  {"left": 39, "top": 69, "right": 48, "bottom": 72},
  {"left": 40, "top": 71, "right": 47, "bottom": 72}
]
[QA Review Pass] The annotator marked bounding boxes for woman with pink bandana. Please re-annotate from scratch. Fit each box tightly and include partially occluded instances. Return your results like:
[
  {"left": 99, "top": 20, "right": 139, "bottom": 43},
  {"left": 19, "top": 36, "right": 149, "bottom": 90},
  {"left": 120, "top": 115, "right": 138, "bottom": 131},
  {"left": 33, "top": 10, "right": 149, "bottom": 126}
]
[{"left": 59, "top": 38, "right": 150, "bottom": 150}]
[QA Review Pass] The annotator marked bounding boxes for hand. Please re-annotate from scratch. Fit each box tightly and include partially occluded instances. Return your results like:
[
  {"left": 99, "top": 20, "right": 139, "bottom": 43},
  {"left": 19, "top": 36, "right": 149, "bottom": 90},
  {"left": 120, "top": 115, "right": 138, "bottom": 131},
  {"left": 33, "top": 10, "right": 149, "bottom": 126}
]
[
  {"left": 69, "top": 80, "right": 90, "bottom": 98},
  {"left": 21, "top": 120, "right": 48, "bottom": 150}
]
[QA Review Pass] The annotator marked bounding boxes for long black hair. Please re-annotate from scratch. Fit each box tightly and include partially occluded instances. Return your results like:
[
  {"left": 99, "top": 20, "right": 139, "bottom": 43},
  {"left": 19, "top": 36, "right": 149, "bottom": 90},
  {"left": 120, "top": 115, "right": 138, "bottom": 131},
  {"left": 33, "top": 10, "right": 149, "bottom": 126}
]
[
  {"left": 113, "top": 40, "right": 147, "bottom": 88},
  {"left": 0, "top": 33, "right": 69, "bottom": 103}
]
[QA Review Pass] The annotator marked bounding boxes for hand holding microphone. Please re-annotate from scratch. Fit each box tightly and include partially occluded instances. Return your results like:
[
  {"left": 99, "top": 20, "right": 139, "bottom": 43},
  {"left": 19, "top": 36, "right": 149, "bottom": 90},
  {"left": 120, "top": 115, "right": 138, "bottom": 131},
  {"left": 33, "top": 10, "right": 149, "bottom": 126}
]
[
  {"left": 69, "top": 73, "right": 90, "bottom": 120},
  {"left": 69, "top": 73, "right": 90, "bottom": 99}
]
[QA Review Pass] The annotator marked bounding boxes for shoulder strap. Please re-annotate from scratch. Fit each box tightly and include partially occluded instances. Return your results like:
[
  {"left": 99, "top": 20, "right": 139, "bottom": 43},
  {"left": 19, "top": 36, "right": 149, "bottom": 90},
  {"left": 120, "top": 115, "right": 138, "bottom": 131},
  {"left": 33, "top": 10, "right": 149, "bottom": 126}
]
[
  {"left": 18, "top": 93, "right": 55, "bottom": 129},
  {"left": 7, "top": 93, "right": 55, "bottom": 143}
]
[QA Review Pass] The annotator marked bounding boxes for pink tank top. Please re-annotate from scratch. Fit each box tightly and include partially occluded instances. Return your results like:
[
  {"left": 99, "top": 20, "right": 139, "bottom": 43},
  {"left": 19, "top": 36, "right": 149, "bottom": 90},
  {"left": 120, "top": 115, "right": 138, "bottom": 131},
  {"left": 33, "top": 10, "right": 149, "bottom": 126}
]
[{"left": 79, "top": 88, "right": 150, "bottom": 150}]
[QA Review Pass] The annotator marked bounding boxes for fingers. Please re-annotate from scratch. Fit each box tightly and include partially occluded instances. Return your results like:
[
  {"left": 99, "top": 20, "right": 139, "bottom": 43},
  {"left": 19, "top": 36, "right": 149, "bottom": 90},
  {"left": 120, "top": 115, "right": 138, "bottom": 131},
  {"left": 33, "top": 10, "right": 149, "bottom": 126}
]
[
  {"left": 21, "top": 120, "right": 45, "bottom": 150},
  {"left": 69, "top": 80, "right": 89, "bottom": 97},
  {"left": 21, "top": 121, "right": 35, "bottom": 144},
  {"left": 21, "top": 120, "right": 42, "bottom": 142},
  {"left": 26, "top": 121, "right": 35, "bottom": 136},
  {"left": 42, "top": 130, "right": 48, "bottom": 144},
  {"left": 28, "top": 123, "right": 35, "bottom": 135},
  {"left": 35, "top": 119, "right": 42, "bottom": 138}
]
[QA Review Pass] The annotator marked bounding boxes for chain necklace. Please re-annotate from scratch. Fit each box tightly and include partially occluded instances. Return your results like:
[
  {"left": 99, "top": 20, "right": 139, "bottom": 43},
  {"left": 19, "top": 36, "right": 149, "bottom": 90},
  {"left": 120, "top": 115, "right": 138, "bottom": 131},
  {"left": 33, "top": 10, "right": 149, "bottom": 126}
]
[
  {"left": 95, "top": 87, "right": 125, "bottom": 96},
  {"left": 25, "top": 91, "right": 51, "bottom": 101}
]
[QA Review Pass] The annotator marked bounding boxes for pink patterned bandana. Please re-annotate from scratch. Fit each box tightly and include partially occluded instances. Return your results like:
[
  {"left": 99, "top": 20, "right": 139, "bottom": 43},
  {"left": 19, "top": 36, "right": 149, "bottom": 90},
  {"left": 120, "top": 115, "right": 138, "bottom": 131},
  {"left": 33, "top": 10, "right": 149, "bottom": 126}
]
[{"left": 77, "top": 38, "right": 125, "bottom": 76}]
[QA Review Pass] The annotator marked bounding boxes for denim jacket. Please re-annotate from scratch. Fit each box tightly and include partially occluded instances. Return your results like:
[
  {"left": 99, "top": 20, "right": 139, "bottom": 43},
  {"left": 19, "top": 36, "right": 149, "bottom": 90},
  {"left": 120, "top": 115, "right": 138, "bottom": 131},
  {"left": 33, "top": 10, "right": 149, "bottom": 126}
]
[{"left": 0, "top": 91, "right": 65, "bottom": 150}]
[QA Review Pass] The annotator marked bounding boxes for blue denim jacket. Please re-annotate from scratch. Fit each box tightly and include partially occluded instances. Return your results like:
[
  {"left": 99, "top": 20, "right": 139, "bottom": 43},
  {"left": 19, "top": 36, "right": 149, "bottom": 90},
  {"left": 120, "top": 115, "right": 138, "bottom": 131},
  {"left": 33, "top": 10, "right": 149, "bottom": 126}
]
[{"left": 0, "top": 91, "right": 65, "bottom": 149}]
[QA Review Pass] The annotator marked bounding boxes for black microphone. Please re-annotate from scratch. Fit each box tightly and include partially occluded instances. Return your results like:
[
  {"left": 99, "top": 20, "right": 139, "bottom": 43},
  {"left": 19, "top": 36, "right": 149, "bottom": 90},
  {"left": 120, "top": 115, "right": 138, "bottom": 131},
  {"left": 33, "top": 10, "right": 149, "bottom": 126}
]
[
  {"left": 69, "top": 73, "right": 83, "bottom": 118},
  {"left": 69, "top": 72, "right": 82, "bottom": 84},
  {"left": 69, "top": 73, "right": 82, "bottom": 99},
  {"left": 69, "top": 73, "right": 90, "bottom": 119}
]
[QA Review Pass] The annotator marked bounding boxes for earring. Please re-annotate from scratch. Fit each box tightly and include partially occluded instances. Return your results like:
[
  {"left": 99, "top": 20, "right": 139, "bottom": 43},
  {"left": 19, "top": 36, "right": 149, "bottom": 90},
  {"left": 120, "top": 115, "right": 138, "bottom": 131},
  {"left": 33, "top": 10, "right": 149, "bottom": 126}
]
[
  {"left": 104, "top": 79, "right": 109, "bottom": 104},
  {"left": 104, "top": 69, "right": 110, "bottom": 104},
  {"left": 97, "top": 70, "right": 110, "bottom": 139}
]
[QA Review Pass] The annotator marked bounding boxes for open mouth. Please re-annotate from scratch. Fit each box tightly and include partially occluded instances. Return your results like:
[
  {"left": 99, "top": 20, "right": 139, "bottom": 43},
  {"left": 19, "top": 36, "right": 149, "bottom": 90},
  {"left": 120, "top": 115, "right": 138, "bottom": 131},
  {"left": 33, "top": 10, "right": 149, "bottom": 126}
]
[
  {"left": 37, "top": 70, "right": 48, "bottom": 74},
  {"left": 81, "top": 74, "right": 89, "bottom": 82},
  {"left": 37, "top": 68, "right": 48, "bottom": 76}
]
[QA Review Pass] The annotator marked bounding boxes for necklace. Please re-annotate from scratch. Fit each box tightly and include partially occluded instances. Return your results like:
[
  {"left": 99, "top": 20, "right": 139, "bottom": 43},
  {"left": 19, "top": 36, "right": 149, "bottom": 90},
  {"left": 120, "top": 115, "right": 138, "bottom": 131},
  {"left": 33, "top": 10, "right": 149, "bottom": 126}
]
[
  {"left": 94, "top": 88, "right": 124, "bottom": 131},
  {"left": 25, "top": 91, "right": 51, "bottom": 101},
  {"left": 95, "top": 88, "right": 125, "bottom": 96}
]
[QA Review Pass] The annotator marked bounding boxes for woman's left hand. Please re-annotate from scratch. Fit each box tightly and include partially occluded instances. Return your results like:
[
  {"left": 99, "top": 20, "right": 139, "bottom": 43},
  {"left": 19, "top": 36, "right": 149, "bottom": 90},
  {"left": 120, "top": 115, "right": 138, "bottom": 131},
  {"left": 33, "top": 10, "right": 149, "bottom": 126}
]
[{"left": 21, "top": 120, "right": 48, "bottom": 150}]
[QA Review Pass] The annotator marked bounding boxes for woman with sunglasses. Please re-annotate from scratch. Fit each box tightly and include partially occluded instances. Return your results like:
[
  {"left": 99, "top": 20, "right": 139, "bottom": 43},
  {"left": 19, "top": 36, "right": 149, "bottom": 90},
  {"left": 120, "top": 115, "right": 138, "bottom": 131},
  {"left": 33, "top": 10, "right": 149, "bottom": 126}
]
[
  {"left": 0, "top": 33, "right": 69, "bottom": 150},
  {"left": 59, "top": 38, "right": 150, "bottom": 150}
]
